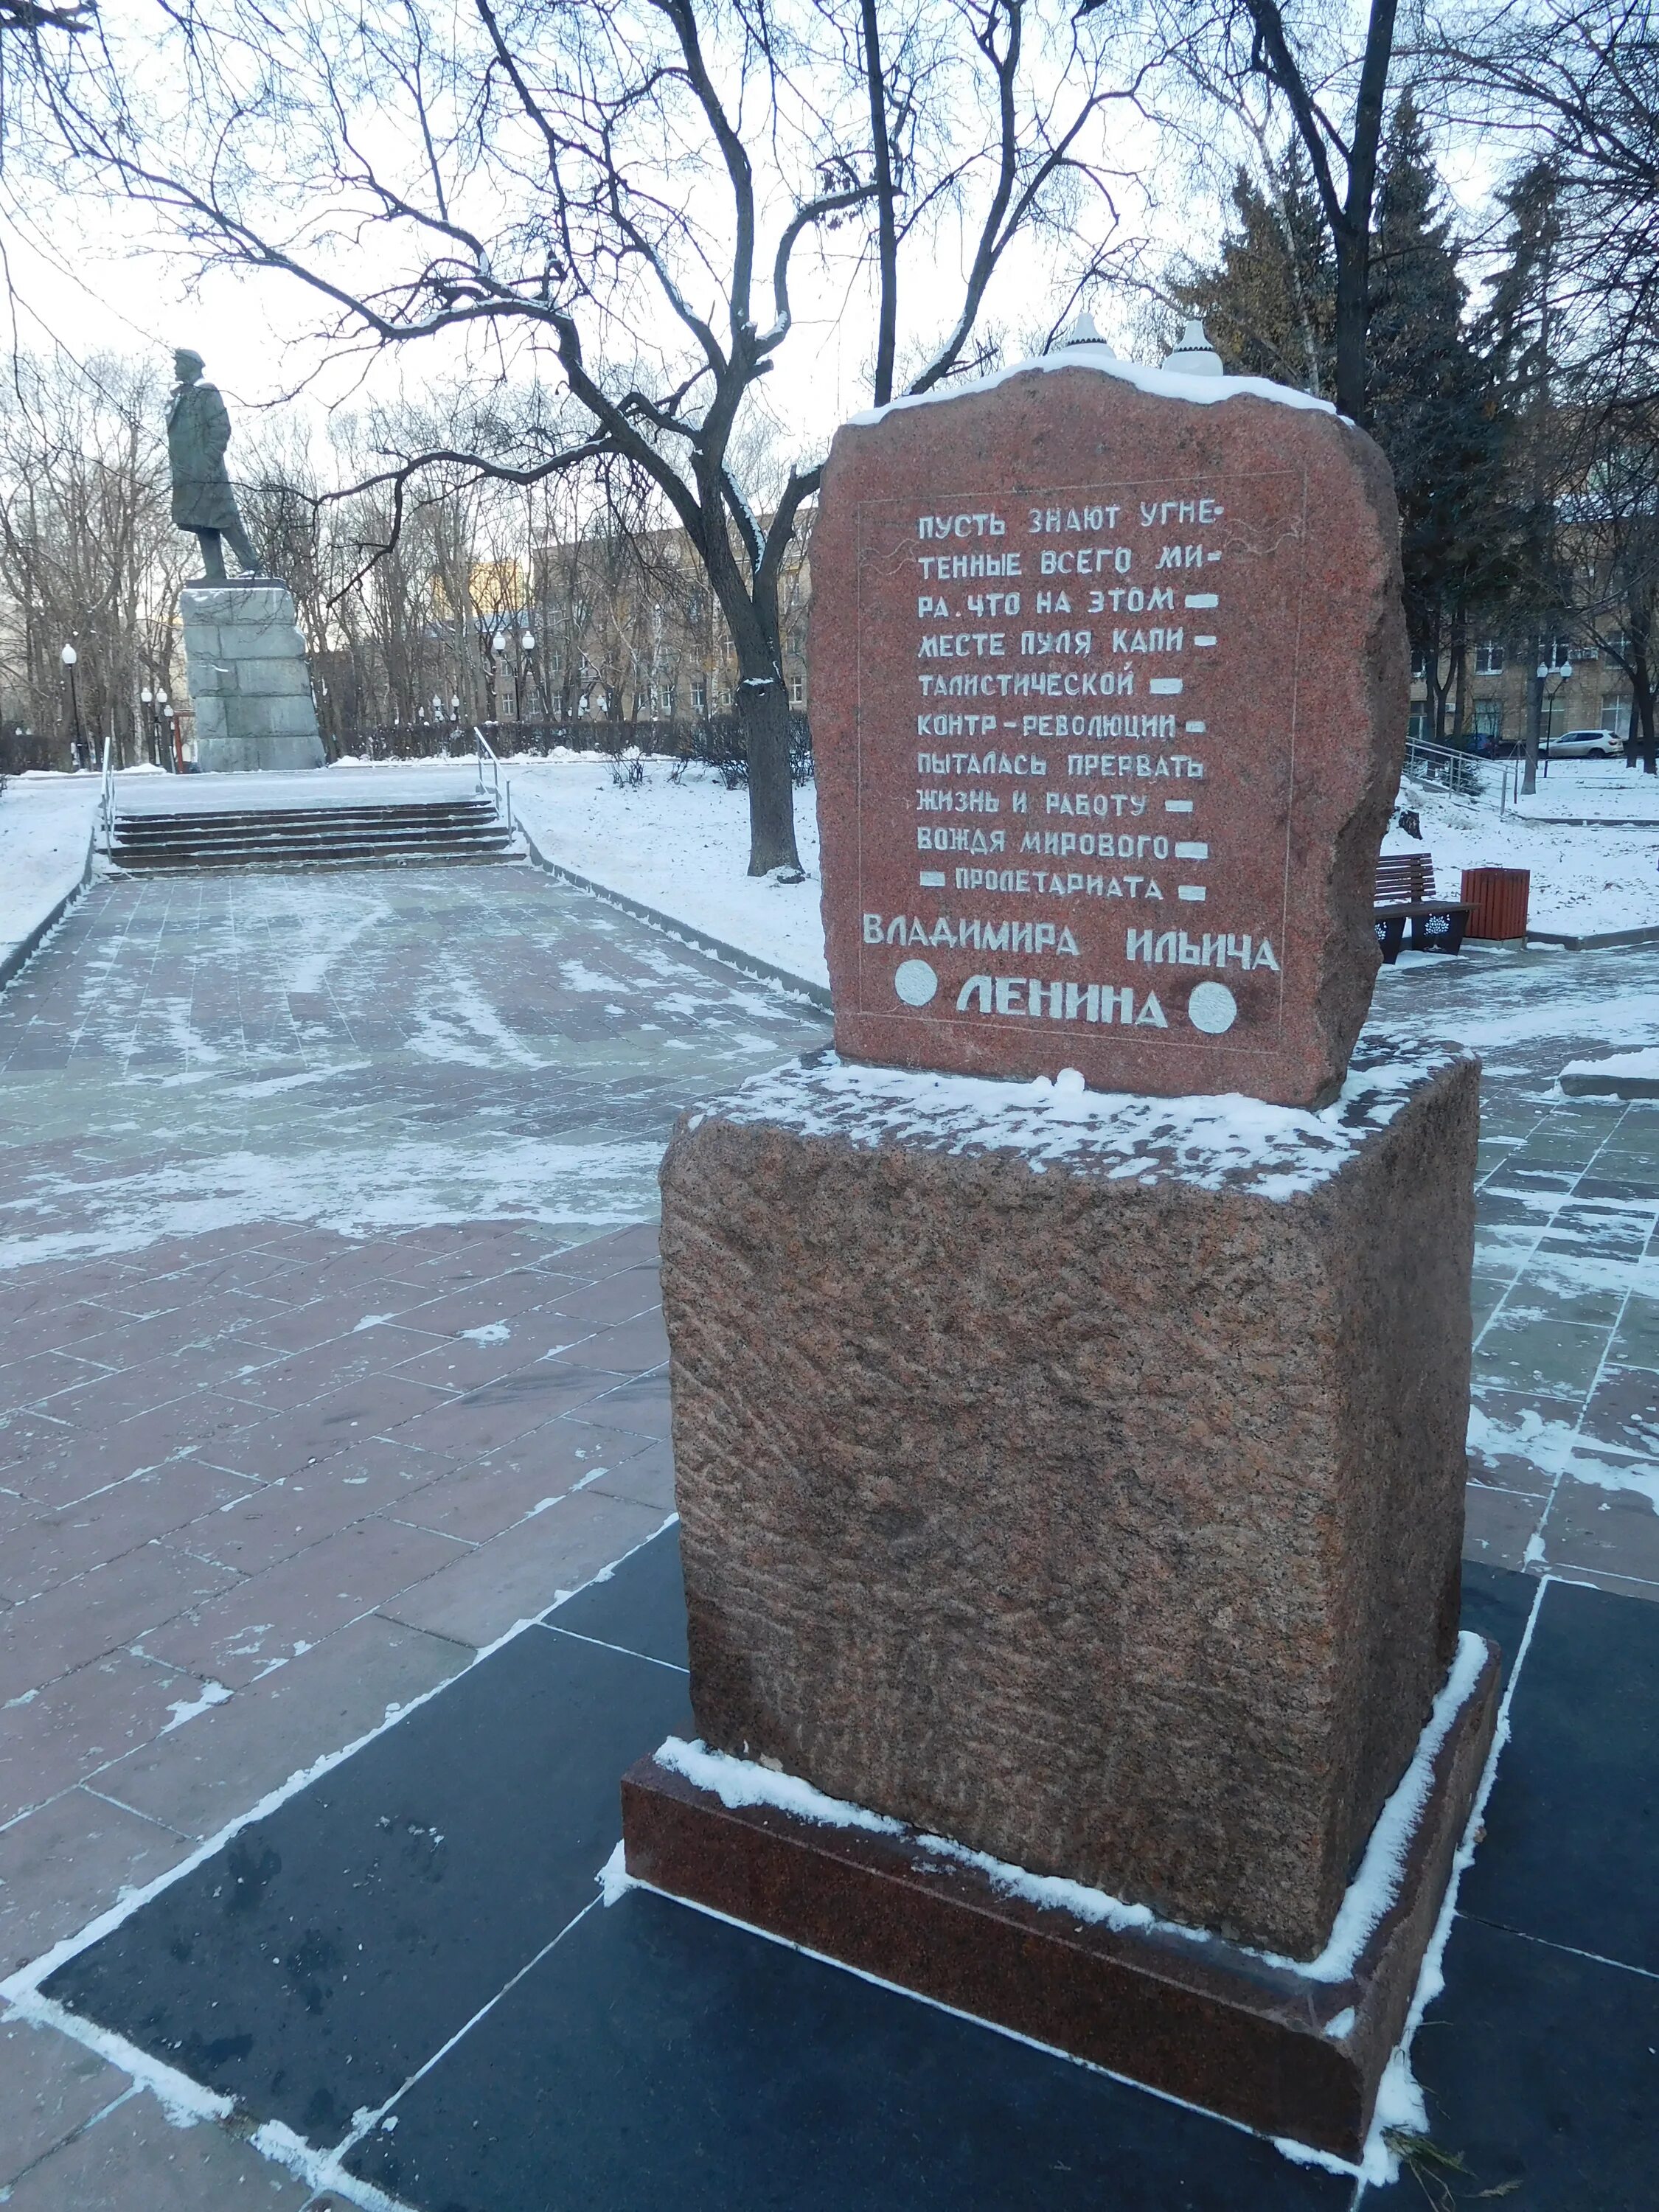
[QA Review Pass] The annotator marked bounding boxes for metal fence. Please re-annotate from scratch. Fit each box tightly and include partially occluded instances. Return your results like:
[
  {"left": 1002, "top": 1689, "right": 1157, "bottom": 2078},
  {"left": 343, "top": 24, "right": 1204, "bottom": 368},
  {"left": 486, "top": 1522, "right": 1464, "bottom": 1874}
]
[
  {"left": 1402, "top": 733, "right": 1484, "bottom": 799},
  {"left": 333, "top": 712, "right": 813, "bottom": 786}
]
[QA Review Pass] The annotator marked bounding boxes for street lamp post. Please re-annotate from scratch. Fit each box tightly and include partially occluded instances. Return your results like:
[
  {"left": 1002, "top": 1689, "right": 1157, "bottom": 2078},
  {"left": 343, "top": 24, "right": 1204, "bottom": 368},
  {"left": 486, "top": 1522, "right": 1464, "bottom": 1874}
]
[
  {"left": 1524, "top": 655, "right": 1571, "bottom": 794},
  {"left": 519, "top": 630, "right": 535, "bottom": 726},
  {"left": 490, "top": 630, "right": 507, "bottom": 727},
  {"left": 60, "top": 643, "right": 83, "bottom": 770}
]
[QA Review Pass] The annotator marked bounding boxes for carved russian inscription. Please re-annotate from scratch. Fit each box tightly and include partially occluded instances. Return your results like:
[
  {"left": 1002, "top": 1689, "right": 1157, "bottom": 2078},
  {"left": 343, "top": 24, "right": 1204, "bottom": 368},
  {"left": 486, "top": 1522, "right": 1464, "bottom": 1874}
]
[{"left": 809, "top": 361, "right": 1408, "bottom": 1107}]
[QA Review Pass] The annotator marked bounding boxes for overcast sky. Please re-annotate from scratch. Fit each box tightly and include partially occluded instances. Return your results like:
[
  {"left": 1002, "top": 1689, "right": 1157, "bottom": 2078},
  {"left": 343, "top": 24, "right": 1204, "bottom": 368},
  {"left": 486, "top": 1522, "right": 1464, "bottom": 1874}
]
[{"left": 0, "top": 0, "right": 1506, "bottom": 471}]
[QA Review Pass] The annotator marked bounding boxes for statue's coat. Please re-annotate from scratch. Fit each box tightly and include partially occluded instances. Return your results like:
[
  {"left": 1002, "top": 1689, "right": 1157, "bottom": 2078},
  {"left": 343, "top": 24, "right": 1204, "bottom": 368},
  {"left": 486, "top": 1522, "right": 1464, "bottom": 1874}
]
[{"left": 167, "top": 380, "right": 243, "bottom": 533}]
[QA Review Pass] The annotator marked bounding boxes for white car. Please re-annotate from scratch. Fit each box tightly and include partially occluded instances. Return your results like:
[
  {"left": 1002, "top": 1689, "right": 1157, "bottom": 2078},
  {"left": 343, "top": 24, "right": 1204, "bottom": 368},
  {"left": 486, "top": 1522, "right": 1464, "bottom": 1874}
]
[{"left": 1548, "top": 728, "right": 1623, "bottom": 758}]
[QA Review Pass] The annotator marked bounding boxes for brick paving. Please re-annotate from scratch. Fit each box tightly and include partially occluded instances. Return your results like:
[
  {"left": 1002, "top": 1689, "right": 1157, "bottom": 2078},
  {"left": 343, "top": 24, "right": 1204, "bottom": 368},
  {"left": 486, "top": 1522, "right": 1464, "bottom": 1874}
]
[
  {"left": 1375, "top": 945, "right": 1659, "bottom": 1601},
  {"left": 0, "top": 858, "right": 829, "bottom": 2207},
  {"left": 2, "top": 862, "right": 1658, "bottom": 2205}
]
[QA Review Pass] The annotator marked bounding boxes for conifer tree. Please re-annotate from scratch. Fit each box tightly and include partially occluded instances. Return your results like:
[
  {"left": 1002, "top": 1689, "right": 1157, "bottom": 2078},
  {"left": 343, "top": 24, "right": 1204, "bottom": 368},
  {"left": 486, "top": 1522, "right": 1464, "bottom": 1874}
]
[
  {"left": 1476, "top": 160, "right": 1571, "bottom": 788},
  {"left": 1366, "top": 92, "right": 1509, "bottom": 743},
  {"left": 1171, "top": 143, "right": 1335, "bottom": 397}
]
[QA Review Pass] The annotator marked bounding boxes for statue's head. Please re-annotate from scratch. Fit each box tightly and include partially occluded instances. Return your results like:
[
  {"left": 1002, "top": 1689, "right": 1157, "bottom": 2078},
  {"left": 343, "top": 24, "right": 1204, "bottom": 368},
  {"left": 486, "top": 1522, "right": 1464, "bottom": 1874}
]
[{"left": 173, "top": 347, "right": 205, "bottom": 383}]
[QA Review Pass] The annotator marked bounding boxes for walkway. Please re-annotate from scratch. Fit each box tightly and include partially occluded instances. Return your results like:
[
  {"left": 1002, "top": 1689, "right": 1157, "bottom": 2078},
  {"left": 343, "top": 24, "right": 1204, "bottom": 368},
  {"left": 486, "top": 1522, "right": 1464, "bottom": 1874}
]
[
  {"left": 1373, "top": 942, "right": 1659, "bottom": 1599},
  {"left": 0, "top": 861, "right": 827, "bottom": 2011}
]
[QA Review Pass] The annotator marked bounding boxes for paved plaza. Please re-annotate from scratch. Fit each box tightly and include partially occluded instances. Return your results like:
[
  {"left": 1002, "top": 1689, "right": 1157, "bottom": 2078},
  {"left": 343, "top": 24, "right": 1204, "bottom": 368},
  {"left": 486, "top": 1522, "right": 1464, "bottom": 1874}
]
[
  {"left": 0, "top": 858, "right": 830, "bottom": 2205},
  {"left": 0, "top": 860, "right": 1656, "bottom": 2208}
]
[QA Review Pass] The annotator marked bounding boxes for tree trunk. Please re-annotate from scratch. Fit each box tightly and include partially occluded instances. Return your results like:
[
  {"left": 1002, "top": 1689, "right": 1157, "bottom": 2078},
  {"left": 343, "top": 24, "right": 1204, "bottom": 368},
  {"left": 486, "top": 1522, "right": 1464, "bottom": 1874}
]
[
  {"left": 738, "top": 675, "right": 802, "bottom": 875},
  {"left": 1334, "top": 232, "right": 1369, "bottom": 424},
  {"left": 1449, "top": 614, "right": 1467, "bottom": 745},
  {"left": 1633, "top": 671, "right": 1658, "bottom": 776}
]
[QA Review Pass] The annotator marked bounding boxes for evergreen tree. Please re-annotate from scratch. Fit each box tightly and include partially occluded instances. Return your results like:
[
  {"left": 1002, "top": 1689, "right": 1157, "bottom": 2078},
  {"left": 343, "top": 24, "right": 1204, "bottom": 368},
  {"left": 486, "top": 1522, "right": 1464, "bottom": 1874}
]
[
  {"left": 1172, "top": 145, "right": 1336, "bottom": 398},
  {"left": 1476, "top": 160, "right": 1574, "bottom": 786},
  {"left": 1366, "top": 91, "right": 1510, "bottom": 742}
]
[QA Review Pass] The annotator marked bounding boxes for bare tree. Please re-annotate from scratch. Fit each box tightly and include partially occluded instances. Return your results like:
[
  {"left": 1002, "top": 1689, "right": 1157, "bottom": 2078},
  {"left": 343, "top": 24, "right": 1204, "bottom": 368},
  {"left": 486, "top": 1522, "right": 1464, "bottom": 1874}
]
[
  {"left": 0, "top": 349, "right": 185, "bottom": 764},
  {"left": 51, "top": 0, "right": 1141, "bottom": 872},
  {"left": 1429, "top": 0, "right": 1659, "bottom": 389}
]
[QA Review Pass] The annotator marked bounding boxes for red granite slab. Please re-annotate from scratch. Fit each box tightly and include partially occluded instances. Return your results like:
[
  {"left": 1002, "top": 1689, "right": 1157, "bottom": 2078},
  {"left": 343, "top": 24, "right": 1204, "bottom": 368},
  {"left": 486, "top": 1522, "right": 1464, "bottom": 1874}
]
[
  {"left": 808, "top": 358, "right": 1408, "bottom": 1107},
  {"left": 621, "top": 1635, "right": 1498, "bottom": 2162}
]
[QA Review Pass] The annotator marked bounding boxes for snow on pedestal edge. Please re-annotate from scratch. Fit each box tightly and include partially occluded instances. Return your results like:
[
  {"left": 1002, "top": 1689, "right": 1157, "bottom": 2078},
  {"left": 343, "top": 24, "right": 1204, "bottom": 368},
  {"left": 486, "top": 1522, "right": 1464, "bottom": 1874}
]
[
  {"left": 651, "top": 1630, "right": 1489, "bottom": 1992},
  {"left": 680, "top": 1041, "right": 1473, "bottom": 1201}
]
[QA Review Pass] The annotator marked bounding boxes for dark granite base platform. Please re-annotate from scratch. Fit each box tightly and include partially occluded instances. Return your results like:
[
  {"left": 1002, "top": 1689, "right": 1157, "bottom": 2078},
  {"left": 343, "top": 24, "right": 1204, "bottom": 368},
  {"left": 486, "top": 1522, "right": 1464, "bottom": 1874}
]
[{"left": 621, "top": 1637, "right": 1500, "bottom": 2162}]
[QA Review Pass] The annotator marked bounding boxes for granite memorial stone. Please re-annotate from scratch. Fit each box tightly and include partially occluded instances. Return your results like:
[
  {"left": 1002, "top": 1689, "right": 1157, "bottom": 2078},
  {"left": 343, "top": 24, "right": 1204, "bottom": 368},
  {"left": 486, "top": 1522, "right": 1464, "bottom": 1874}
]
[
  {"left": 624, "top": 336, "right": 1496, "bottom": 2158},
  {"left": 810, "top": 347, "right": 1405, "bottom": 1109}
]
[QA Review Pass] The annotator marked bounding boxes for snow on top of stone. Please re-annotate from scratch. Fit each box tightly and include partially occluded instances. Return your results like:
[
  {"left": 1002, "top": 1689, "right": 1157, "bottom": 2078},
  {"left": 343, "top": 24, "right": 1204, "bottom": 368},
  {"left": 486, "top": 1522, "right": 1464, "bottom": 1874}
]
[
  {"left": 697, "top": 1036, "right": 1467, "bottom": 1201},
  {"left": 844, "top": 343, "right": 1338, "bottom": 430},
  {"left": 1561, "top": 1044, "right": 1659, "bottom": 1079}
]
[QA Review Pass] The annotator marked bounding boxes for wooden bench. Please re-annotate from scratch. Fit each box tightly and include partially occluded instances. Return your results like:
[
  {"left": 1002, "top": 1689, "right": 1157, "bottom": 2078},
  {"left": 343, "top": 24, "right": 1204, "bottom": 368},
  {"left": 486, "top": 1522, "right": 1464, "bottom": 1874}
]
[{"left": 1374, "top": 853, "right": 1472, "bottom": 962}]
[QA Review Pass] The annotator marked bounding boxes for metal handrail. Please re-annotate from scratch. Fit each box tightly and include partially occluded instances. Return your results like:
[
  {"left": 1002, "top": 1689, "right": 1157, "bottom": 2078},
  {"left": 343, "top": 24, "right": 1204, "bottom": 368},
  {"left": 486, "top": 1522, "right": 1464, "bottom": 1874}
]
[
  {"left": 99, "top": 729, "right": 116, "bottom": 848},
  {"left": 475, "top": 726, "right": 514, "bottom": 835},
  {"left": 475, "top": 723, "right": 500, "bottom": 803}
]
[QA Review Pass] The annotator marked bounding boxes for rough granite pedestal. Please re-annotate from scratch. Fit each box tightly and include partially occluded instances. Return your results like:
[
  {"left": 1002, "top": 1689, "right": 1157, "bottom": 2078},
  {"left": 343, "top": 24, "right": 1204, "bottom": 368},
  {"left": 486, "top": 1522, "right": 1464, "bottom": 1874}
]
[
  {"left": 622, "top": 1043, "right": 1498, "bottom": 2151},
  {"left": 180, "top": 582, "right": 325, "bottom": 773}
]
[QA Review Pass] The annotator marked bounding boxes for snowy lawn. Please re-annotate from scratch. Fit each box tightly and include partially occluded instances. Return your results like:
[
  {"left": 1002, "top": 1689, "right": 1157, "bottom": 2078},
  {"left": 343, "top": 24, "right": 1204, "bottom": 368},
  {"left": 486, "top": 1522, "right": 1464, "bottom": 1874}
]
[
  {"left": 1506, "top": 757, "right": 1659, "bottom": 822},
  {"left": 505, "top": 756, "right": 827, "bottom": 987},
  {"left": 1391, "top": 762, "right": 1658, "bottom": 937},
  {"left": 0, "top": 771, "right": 101, "bottom": 967}
]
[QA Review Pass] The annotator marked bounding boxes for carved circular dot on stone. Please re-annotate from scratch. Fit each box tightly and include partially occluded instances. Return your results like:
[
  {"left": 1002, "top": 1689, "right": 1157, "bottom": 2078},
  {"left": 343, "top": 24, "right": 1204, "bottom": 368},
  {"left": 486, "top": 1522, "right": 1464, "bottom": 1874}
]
[
  {"left": 894, "top": 959, "right": 938, "bottom": 1007},
  {"left": 1187, "top": 981, "right": 1237, "bottom": 1034}
]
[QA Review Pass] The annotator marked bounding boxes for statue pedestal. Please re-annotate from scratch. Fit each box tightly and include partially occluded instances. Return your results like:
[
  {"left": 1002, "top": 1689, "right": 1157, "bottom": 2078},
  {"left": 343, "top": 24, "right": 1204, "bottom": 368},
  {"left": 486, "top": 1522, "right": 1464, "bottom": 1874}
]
[{"left": 180, "top": 582, "right": 325, "bottom": 773}]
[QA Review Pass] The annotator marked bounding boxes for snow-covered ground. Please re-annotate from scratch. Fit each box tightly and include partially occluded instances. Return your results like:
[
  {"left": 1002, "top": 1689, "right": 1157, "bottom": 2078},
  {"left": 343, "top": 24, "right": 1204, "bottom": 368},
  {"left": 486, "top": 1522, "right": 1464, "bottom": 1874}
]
[
  {"left": 1507, "top": 758, "right": 1659, "bottom": 822},
  {"left": 0, "top": 771, "right": 100, "bottom": 970},
  {"left": 506, "top": 757, "right": 827, "bottom": 987},
  {"left": 1391, "top": 761, "right": 1659, "bottom": 938},
  {"left": 13, "top": 749, "right": 1649, "bottom": 992}
]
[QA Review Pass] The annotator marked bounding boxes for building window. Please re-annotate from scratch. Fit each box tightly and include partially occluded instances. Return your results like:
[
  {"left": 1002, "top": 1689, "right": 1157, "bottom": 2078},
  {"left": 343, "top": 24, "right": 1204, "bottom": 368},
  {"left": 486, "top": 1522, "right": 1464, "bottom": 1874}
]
[
  {"left": 1602, "top": 695, "right": 1632, "bottom": 738},
  {"left": 1605, "top": 634, "right": 1632, "bottom": 666},
  {"left": 655, "top": 684, "right": 675, "bottom": 715},
  {"left": 790, "top": 675, "right": 804, "bottom": 706},
  {"left": 1475, "top": 641, "right": 1505, "bottom": 675},
  {"left": 1472, "top": 700, "right": 1503, "bottom": 739},
  {"left": 1545, "top": 636, "right": 1575, "bottom": 670},
  {"left": 692, "top": 681, "right": 707, "bottom": 714},
  {"left": 1408, "top": 703, "right": 1429, "bottom": 742},
  {"left": 1411, "top": 650, "right": 1428, "bottom": 681}
]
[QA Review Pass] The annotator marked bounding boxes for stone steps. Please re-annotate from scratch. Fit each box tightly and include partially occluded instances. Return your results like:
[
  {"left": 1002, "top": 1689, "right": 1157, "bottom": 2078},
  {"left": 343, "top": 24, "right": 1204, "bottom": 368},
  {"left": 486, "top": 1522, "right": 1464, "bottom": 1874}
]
[{"left": 109, "top": 799, "right": 518, "bottom": 873}]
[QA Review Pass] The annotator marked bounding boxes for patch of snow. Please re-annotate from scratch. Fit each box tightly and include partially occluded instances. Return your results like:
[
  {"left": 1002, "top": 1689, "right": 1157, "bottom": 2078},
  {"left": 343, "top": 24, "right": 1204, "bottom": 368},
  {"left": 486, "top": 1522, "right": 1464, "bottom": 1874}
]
[
  {"left": 700, "top": 1043, "right": 1467, "bottom": 1203},
  {"left": 0, "top": 1133, "right": 664, "bottom": 1273},
  {"left": 1271, "top": 2133, "right": 1360, "bottom": 2175},
  {"left": 1560, "top": 1045, "right": 1659, "bottom": 1081},
  {"left": 597, "top": 1840, "right": 635, "bottom": 1905},
  {"left": 0, "top": 773, "right": 98, "bottom": 972},
  {"left": 1468, "top": 1402, "right": 1659, "bottom": 1512},
  {"left": 159, "top": 1680, "right": 232, "bottom": 1733},
  {"left": 845, "top": 344, "right": 1337, "bottom": 427},
  {"left": 460, "top": 1321, "right": 511, "bottom": 1345}
]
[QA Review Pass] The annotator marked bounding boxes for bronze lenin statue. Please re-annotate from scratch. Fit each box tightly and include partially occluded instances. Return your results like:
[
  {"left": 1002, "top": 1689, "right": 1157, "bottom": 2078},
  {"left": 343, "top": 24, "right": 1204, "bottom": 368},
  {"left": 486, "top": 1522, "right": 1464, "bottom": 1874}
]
[{"left": 167, "top": 349, "right": 260, "bottom": 580}]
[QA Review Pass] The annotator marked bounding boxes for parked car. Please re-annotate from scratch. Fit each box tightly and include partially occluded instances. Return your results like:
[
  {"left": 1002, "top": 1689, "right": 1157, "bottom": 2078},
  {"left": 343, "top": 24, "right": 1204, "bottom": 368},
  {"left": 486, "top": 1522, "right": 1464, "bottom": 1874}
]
[{"left": 1548, "top": 728, "right": 1623, "bottom": 758}]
